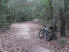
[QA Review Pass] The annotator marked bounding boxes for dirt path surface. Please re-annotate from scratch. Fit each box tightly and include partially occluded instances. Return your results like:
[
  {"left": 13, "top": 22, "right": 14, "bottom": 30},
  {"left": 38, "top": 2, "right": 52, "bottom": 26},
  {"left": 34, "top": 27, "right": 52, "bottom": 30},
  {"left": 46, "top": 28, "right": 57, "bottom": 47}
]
[{"left": 0, "top": 22, "right": 54, "bottom": 52}]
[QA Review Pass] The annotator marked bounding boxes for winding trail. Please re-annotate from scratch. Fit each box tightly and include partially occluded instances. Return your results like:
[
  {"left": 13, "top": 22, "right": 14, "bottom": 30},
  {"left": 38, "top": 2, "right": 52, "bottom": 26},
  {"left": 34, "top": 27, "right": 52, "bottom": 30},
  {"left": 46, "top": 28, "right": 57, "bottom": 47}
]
[{"left": 0, "top": 22, "right": 54, "bottom": 52}]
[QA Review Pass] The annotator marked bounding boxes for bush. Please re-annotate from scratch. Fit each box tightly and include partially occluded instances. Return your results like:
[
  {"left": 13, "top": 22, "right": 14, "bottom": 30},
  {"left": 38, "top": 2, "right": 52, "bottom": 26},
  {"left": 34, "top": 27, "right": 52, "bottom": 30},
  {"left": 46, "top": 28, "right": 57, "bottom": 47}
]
[{"left": 57, "top": 39, "right": 65, "bottom": 48}]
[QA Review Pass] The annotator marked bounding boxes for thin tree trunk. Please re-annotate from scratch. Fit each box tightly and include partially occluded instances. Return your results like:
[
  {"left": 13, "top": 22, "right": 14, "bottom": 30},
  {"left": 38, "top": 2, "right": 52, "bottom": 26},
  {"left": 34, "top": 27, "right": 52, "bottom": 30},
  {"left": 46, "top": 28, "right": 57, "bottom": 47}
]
[
  {"left": 49, "top": 0, "right": 57, "bottom": 32},
  {"left": 49, "top": 0, "right": 57, "bottom": 39},
  {"left": 60, "top": 17, "right": 65, "bottom": 36},
  {"left": 59, "top": 8, "right": 66, "bottom": 37},
  {"left": 49, "top": 0, "right": 53, "bottom": 26},
  {"left": 58, "top": 0, "right": 66, "bottom": 37}
]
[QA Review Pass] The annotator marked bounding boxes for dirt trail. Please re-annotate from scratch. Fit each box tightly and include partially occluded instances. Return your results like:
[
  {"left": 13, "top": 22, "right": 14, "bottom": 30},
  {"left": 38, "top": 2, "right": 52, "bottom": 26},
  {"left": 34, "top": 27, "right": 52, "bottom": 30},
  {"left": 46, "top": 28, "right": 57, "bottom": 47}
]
[{"left": 0, "top": 22, "right": 54, "bottom": 52}]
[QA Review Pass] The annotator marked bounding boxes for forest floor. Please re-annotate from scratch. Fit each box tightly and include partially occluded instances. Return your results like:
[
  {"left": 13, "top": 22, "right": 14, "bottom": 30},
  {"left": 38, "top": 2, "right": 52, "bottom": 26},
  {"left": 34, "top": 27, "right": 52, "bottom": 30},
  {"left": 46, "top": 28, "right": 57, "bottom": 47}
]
[{"left": 0, "top": 21, "right": 69, "bottom": 52}]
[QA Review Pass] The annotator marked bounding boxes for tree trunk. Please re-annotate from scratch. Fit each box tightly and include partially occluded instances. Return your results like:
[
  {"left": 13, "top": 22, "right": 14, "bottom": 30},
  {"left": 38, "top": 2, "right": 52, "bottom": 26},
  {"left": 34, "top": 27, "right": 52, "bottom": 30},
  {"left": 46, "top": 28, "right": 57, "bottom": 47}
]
[
  {"left": 59, "top": 8, "right": 66, "bottom": 37},
  {"left": 49, "top": 0, "right": 53, "bottom": 26},
  {"left": 60, "top": 17, "right": 65, "bottom": 37},
  {"left": 49, "top": 0, "right": 57, "bottom": 33}
]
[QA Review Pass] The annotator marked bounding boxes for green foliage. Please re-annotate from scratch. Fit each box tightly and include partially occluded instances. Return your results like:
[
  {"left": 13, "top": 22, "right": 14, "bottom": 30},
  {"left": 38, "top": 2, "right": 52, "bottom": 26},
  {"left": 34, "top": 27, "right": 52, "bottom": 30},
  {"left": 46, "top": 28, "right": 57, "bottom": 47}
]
[
  {"left": 31, "top": 0, "right": 51, "bottom": 24},
  {"left": 0, "top": 0, "right": 69, "bottom": 30},
  {"left": 58, "top": 39, "right": 65, "bottom": 48},
  {"left": 7, "top": 0, "right": 52, "bottom": 24},
  {"left": 40, "top": 0, "right": 49, "bottom": 6},
  {"left": 8, "top": 0, "right": 34, "bottom": 22},
  {"left": 0, "top": 0, "right": 11, "bottom": 30}
]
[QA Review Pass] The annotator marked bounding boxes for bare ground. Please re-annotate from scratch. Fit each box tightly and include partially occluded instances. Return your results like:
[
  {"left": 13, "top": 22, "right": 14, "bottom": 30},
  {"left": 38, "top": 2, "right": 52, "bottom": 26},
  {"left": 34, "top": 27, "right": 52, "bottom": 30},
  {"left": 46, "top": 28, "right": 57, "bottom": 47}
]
[
  {"left": 0, "top": 22, "right": 54, "bottom": 52},
  {"left": 0, "top": 22, "right": 69, "bottom": 52}
]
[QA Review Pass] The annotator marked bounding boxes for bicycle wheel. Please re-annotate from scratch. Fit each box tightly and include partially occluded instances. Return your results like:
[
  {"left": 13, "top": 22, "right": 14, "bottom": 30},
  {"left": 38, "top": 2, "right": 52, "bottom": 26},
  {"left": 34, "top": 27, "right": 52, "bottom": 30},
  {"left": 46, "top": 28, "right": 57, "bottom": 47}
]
[
  {"left": 44, "top": 32, "right": 50, "bottom": 41},
  {"left": 38, "top": 29, "right": 44, "bottom": 38}
]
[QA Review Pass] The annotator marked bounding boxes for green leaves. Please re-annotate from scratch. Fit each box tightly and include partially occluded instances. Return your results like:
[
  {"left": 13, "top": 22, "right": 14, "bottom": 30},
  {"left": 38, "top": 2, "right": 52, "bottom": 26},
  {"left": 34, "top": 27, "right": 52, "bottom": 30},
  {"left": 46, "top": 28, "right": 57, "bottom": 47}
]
[
  {"left": 40, "top": 0, "right": 49, "bottom": 6},
  {"left": 0, "top": 0, "right": 11, "bottom": 30}
]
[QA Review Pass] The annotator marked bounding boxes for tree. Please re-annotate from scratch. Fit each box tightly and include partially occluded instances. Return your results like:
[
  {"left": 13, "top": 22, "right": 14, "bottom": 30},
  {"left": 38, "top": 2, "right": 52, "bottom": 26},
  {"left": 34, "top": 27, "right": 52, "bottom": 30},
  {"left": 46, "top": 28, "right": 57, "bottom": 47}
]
[
  {"left": 58, "top": 0, "right": 66, "bottom": 37},
  {"left": 59, "top": 8, "right": 65, "bottom": 37},
  {"left": 48, "top": 0, "right": 57, "bottom": 37},
  {"left": 0, "top": 0, "right": 11, "bottom": 30}
]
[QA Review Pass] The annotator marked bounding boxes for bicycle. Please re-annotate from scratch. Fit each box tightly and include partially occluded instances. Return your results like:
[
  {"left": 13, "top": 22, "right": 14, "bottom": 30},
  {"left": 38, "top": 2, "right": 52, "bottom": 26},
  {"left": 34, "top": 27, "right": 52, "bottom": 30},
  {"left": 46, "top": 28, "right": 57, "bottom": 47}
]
[{"left": 38, "top": 25, "right": 53, "bottom": 41}]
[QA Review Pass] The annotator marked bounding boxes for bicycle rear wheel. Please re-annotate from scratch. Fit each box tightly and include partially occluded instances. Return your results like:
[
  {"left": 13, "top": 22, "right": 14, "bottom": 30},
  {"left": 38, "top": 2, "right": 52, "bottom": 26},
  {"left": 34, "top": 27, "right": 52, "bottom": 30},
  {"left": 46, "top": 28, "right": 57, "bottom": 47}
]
[{"left": 38, "top": 29, "right": 44, "bottom": 38}]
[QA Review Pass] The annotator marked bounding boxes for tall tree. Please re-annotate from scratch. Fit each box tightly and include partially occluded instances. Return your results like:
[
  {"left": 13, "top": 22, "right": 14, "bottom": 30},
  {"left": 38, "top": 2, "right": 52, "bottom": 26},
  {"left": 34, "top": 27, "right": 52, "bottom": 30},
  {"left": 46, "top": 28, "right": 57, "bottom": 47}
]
[
  {"left": 58, "top": 0, "right": 66, "bottom": 37},
  {"left": 49, "top": 0, "right": 57, "bottom": 36}
]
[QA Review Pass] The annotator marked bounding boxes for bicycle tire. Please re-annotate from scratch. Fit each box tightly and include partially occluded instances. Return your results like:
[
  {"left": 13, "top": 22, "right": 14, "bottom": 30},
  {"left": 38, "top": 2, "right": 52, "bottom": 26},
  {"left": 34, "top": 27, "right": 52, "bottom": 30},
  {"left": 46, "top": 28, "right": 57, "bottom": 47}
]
[{"left": 38, "top": 29, "right": 44, "bottom": 38}]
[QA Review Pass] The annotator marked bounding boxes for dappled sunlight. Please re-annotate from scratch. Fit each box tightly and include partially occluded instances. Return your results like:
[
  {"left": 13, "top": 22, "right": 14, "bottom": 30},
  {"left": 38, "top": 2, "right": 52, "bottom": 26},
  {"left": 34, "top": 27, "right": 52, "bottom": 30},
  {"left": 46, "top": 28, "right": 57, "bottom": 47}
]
[{"left": 11, "top": 23, "right": 31, "bottom": 39}]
